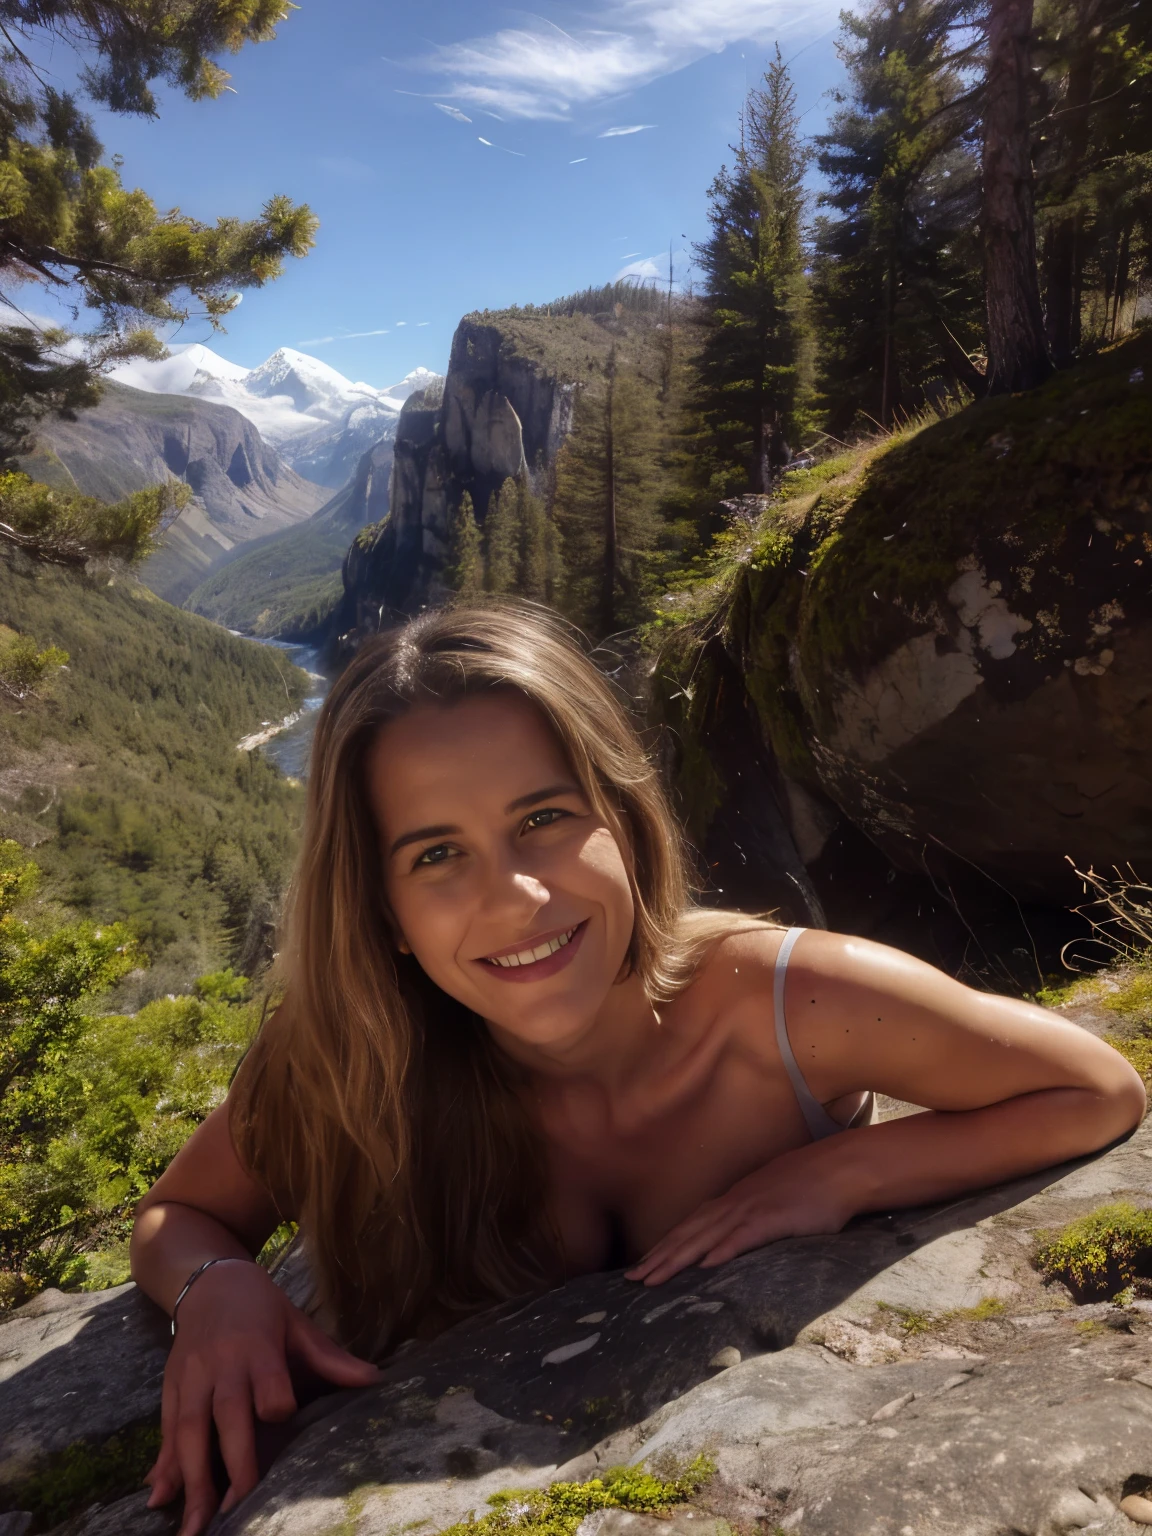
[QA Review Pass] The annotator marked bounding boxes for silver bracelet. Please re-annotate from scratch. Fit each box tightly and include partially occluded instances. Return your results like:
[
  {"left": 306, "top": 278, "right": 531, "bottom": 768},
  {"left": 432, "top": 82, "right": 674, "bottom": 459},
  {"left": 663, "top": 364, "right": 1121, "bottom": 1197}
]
[{"left": 170, "top": 1256, "right": 255, "bottom": 1337}]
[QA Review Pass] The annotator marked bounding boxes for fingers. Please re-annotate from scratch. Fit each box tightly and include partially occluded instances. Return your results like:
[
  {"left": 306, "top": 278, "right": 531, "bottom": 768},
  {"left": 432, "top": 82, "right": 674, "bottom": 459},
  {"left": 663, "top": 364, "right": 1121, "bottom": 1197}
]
[
  {"left": 251, "top": 1359, "right": 298, "bottom": 1423},
  {"left": 172, "top": 1375, "right": 219, "bottom": 1536},
  {"left": 288, "top": 1310, "right": 381, "bottom": 1387},
  {"left": 146, "top": 1370, "right": 183, "bottom": 1508},
  {"left": 213, "top": 1377, "right": 260, "bottom": 1515}
]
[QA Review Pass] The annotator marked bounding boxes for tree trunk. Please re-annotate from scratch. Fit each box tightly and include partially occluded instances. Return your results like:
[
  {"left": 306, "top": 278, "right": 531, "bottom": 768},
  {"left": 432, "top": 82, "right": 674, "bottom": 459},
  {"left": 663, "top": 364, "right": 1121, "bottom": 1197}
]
[
  {"left": 880, "top": 258, "right": 898, "bottom": 425},
  {"left": 1043, "top": 18, "right": 1095, "bottom": 367},
  {"left": 600, "top": 354, "right": 617, "bottom": 635},
  {"left": 983, "top": 0, "right": 1052, "bottom": 393}
]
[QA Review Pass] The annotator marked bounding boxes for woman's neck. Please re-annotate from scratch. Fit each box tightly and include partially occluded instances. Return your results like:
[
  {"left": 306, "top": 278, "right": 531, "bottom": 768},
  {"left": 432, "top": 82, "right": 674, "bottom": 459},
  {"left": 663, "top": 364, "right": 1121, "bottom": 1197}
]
[{"left": 485, "top": 970, "right": 667, "bottom": 1095}]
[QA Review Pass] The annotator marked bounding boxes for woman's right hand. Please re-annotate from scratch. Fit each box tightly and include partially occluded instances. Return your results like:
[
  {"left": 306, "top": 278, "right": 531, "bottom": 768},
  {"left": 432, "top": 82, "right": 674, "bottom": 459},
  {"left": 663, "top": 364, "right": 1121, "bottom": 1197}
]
[{"left": 144, "top": 1259, "right": 381, "bottom": 1536}]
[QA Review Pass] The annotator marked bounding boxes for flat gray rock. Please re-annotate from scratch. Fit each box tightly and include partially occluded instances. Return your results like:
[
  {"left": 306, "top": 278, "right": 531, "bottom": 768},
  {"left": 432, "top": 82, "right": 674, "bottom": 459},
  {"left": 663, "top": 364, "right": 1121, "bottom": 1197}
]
[{"left": 5, "top": 1121, "right": 1152, "bottom": 1535}]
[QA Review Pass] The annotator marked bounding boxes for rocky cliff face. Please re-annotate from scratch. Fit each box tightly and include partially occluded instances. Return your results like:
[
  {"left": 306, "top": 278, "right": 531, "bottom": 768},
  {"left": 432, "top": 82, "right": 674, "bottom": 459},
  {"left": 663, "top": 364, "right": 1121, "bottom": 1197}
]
[
  {"left": 22, "top": 381, "right": 327, "bottom": 604},
  {"left": 332, "top": 315, "right": 582, "bottom": 640},
  {"left": 655, "top": 335, "right": 1152, "bottom": 957}
]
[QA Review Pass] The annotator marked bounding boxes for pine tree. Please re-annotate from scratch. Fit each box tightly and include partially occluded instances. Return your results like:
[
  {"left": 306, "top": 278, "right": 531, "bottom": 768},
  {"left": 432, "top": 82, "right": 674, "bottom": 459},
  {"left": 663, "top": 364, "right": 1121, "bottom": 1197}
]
[
  {"left": 484, "top": 480, "right": 520, "bottom": 595},
  {"left": 552, "top": 349, "right": 665, "bottom": 636},
  {"left": 444, "top": 492, "right": 484, "bottom": 596},
  {"left": 0, "top": 3, "right": 315, "bottom": 463},
  {"left": 693, "top": 50, "right": 812, "bottom": 492},
  {"left": 811, "top": 0, "right": 984, "bottom": 432},
  {"left": 516, "top": 481, "right": 550, "bottom": 602}
]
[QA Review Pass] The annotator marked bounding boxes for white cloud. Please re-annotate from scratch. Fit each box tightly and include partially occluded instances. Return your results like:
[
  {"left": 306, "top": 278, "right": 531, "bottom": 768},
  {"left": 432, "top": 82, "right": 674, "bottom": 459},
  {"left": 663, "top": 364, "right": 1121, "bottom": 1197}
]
[
  {"left": 614, "top": 246, "right": 693, "bottom": 285},
  {"left": 435, "top": 102, "right": 473, "bottom": 122},
  {"left": 570, "top": 157, "right": 588, "bottom": 163},
  {"left": 416, "top": 321, "right": 430, "bottom": 327},
  {"left": 296, "top": 329, "right": 391, "bottom": 346},
  {"left": 416, "top": 0, "right": 838, "bottom": 119},
  {"left": 477, "top": 135, "right": 526, "bottom": 156},
  {"left": 599, "top": 124, "right": 655, "bottom": 137}
]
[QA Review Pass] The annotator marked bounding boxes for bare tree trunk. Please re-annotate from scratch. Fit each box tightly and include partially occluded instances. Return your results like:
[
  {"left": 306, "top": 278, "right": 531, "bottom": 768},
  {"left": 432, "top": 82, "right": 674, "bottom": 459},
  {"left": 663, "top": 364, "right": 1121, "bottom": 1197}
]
[
  {"left": 1043, "top": 20, "right": 1095, "bottom": 367},
  {"left": 600, "top": 352, "right": 618, "bottom": 635},
  {"left": 1111, "top": 224, "right": 1132, "bottom": 339},
  {"left": 880, "top": 259, "right": 898, "bottom": 424},
  {"left": 983, "top": 0, "right": 1052, "bottom": 393}
]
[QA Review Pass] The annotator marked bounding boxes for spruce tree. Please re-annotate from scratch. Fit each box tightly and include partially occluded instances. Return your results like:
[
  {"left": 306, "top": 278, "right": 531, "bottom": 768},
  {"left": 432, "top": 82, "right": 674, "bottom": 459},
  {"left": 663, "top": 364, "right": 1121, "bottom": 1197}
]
[
  {"left": 444, "top": 492, "right": 484, "bottom": 596},
  {"left": 0, "top": 2, "right": 315, "bottom": 463},
  {"left": 811, "top": 0, "right": 983, "bottom": 431},
  {"left": 693, "top": 50, "right": 812, "bottom": 492},
  {"left": 552, "top": 349, "right": 664, "bottom": 636},
  {"left": 516, "top": 481, "right": 550, "bottom": 602},
  {"left": 484, "top": 480, "right": 520, "bottom": 595}
]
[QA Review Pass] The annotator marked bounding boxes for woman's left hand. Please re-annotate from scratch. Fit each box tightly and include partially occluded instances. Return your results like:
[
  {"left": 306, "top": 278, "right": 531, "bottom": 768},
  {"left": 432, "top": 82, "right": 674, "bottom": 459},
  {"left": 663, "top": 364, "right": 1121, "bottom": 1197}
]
[{"left": 624, "top": 1153, "right": 851, "bottom": 1286}]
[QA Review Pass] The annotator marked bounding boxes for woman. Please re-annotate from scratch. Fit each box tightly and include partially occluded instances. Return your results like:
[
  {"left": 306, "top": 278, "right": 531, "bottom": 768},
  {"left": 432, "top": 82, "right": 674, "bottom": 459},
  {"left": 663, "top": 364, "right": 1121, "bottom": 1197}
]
[{"left": 132, "top": 602, "right": 1145, "bottom": 1536}]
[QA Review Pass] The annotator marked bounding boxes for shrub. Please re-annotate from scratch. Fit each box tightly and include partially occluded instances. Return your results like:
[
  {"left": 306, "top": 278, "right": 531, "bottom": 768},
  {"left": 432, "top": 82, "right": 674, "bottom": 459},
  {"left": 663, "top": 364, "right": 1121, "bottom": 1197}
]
[
  {"left": 0, "top": 470, "right": 190, "bottom": 565},
  {"left": 1034, "top": 1202, "right": 1152, "bottom": 1301}
]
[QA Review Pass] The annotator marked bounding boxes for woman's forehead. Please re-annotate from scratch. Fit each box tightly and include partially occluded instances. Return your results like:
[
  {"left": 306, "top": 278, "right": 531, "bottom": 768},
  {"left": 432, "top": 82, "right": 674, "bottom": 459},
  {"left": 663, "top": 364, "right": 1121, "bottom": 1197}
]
[{"left": 366, "top": 694, "right": 575, "bottom": 816}]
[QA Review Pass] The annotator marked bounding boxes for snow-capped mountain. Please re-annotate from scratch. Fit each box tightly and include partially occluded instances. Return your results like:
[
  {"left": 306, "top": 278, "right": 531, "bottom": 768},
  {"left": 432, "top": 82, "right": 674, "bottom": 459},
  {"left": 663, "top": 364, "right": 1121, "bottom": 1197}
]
[{"left": 110, "top": 345, "right": 440, "bottom": 489}]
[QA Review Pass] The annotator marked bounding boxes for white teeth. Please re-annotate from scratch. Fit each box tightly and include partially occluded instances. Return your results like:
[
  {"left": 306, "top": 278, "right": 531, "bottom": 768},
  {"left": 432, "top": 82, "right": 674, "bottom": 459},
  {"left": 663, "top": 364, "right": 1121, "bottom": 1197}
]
[{"left": 487, "top": 926, "right": 577, "bottom": 969}]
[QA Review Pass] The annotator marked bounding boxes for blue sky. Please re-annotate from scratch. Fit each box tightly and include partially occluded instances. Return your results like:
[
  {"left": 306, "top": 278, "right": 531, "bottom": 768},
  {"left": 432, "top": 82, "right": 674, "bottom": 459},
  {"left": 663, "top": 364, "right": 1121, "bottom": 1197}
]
[{"left": 25, "top": 0, "right": 850, "bottom": 388}]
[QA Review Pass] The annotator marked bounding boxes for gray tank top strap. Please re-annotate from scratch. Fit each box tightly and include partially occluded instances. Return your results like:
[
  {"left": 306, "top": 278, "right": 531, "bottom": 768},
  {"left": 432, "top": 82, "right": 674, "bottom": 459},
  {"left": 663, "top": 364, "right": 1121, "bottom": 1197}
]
[{"left": 774, "top": 926, "right": 874, "bottom": 1140}]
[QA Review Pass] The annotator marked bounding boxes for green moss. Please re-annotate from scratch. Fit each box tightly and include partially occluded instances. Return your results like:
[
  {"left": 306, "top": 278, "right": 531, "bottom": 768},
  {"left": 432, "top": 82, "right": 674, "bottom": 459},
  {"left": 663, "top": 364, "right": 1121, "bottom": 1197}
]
[
  {"left": 437, "top": 1456, "right": 715, "bottom": 1536},
  {"left": 4, "top": 1419, "right": 161, "bottom": 1531},
  {"left": 1034, "top": 1201, "right": 1152, "bottom": 1301}
]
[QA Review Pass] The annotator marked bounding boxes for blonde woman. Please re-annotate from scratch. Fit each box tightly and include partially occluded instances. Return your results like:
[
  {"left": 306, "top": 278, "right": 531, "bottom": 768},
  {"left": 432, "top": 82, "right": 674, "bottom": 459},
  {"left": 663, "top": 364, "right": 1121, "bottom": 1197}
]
[{"left": 131, "top": 602, "right": 1145, "bottom": 1536}]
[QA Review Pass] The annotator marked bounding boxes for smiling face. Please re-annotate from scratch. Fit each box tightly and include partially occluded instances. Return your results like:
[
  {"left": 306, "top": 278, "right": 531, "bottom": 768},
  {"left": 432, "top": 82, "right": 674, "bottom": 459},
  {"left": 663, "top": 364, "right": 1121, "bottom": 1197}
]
[{"left": 366, "top": 690, "right": 637, "bottom": 1053}]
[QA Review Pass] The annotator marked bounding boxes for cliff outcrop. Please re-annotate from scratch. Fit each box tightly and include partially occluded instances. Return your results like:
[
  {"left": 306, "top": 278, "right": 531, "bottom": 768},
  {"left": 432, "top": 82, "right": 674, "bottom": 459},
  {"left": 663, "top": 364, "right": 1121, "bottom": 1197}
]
[
  {"left": 331, "top": 309, "right": 641, "bottom": 642},
  {"left": 655, "top": 335, "right": 1152, "bottom": 948},
  {"left": 22, "top": 381, "right": 327, "bottom": 605}
]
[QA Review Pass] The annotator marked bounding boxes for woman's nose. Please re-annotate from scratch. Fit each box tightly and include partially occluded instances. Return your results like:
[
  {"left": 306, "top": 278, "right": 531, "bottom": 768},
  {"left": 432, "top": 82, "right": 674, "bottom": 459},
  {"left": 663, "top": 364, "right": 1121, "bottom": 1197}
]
[{"left": 489, "top": 866, "right": 551, "bottom": 920}]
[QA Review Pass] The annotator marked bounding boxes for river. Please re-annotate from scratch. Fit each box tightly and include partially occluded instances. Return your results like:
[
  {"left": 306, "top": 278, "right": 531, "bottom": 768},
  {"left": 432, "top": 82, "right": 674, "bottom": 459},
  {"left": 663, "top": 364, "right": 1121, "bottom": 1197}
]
[{"left": 240, "top": 635, "right": 329, "bottom": 779}]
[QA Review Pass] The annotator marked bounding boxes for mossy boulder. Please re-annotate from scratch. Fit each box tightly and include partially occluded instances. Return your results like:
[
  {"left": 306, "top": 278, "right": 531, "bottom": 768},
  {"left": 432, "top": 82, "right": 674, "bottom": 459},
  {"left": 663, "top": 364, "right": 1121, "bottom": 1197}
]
[{"left": 659, "top": 335, "right": 1152, "bottom": 905}]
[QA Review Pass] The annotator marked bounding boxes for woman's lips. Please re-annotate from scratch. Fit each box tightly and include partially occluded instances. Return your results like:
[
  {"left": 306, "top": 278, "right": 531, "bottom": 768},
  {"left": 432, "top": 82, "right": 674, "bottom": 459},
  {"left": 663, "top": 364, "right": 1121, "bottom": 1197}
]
[{"left": 474, "top": 920, "right": 588, "bottom": 983}]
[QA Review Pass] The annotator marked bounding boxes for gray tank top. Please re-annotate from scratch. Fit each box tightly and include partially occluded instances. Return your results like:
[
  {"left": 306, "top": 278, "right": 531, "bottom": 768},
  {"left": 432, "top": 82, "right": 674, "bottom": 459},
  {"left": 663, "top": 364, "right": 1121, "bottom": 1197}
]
[{"left": 774, "top": 926, "right": 875, "bottom": 1140}]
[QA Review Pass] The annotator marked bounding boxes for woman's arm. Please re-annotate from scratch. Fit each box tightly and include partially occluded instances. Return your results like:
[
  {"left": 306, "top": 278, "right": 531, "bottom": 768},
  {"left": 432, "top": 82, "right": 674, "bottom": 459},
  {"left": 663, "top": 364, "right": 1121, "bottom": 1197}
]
[
  {"left": 628, "top": 930, "right": 1146, "bottom": 1284},
  {"left": 132, "top": 1104, "right": 379, "bottom": 1536}
]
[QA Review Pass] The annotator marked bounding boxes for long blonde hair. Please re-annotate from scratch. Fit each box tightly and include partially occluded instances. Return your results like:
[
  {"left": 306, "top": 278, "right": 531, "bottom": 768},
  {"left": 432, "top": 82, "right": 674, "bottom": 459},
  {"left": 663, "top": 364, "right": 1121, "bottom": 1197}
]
[{"left": 230, "top": 602, "right": 752, "bottom": 1356}]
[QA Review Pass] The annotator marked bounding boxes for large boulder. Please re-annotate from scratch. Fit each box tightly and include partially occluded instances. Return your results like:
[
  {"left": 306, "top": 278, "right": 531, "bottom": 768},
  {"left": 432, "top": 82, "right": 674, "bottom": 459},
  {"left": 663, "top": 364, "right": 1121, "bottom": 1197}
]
[
  {"left": 6, "top": 1102, "right": 1152, "bottom": 1536},
  {"left": 656, "top": 336, "right": 1152, "bottom": 917}
]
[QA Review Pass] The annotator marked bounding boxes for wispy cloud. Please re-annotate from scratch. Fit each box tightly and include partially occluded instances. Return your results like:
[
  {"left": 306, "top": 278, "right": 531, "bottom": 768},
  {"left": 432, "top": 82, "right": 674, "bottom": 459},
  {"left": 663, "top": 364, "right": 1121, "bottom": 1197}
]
[
  {"left": 614, "top": 246, "right": 693, "bottom": 285},
  {"left": 570, "top": 157, "right": 588, "bottom": 163},
  {"left": 416, "top": 321, "right": 430, "bottom": 327},
  {"left": 599, "top": 124, "right": 655, "bottom": 137},
  {"left": 416, "top": 0, "right": 838, "bottom": 120},
  {"left": 478, "top": 135, "right": 526, "bottom": 156},
  {"left": 435, "top": 102, "right": 472, "bottom": 122},
  {"left": 296, "top": 329, "right": 391, "bottom": 347}
]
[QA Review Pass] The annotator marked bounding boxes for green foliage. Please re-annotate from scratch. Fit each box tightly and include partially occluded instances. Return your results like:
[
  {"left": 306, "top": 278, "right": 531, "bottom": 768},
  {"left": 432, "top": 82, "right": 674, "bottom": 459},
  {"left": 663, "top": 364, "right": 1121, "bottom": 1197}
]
[
  {"left": 185, "top": 519, "right": 351, "bottom": 640},
  {"left": 445, "top": 491, "right": 484, "bottom": 596},
  {"left": 0, "top": 624, "right": 68, "bottom": 701},
  {"left": 0, "top": 843, "right": 260, "bottom": 1286},
  {"left": 484, "top": 480, "right": 521, "bottom": 596},
  {"left": 1035, "top": 1202, "right": 1152, "bottom": 1300},
  {"left": 439, "top": 1456, "right": 715, "bottom": 1536},
  {"left": 0, "top": 1, "right": 314, "bottom": 463},
  {"left": 497, "top": 280, "right": 667, "bottom": 321},
  {"left": 694, "top": 50, "right": 813, "bottom": 491},
  {"left": 0, "top": 549, "right": 308, "bottom": 993},
  {"left": 0, "top": 470, "right": 189, "bottom": 565},
  {"left": 552, "top": 352, "right": 669, "bottom": 635},
  {"left": 6, "top": 1419, "right": 162, "bottom": 1530},
  {"left": 811, "top": 0, "right": 983, "bottom": 433}
]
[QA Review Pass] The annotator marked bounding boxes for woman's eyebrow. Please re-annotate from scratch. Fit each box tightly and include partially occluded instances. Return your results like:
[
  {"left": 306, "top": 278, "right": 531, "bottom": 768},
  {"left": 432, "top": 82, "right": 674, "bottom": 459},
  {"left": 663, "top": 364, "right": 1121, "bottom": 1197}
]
[
  {"left": 389, "top": 823, "right": 459, "bottom": 857},
  {"left": 503, "top": 783, "right": 582, "bottom": 815}
]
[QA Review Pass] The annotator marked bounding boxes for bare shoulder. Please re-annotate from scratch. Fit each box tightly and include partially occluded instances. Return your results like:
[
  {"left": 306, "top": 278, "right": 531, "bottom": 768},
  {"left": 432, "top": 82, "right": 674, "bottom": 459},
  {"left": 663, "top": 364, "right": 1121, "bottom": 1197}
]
[{"left": 681, "top": 920, "right": 790, "bottom": 1015}]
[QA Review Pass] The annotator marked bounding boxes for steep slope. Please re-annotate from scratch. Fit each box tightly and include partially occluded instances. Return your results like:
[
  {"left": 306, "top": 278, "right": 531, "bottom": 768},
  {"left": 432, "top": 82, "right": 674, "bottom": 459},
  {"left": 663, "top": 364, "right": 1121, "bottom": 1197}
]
[
  {"left": 0, "top": 544, "right": 309, "bottom": 999},
  {"left": 22, "top": 380, "right": 327, "bottom": 604},
  {"left": 184, "top": 438, "right": 392, "bottom": 639}
]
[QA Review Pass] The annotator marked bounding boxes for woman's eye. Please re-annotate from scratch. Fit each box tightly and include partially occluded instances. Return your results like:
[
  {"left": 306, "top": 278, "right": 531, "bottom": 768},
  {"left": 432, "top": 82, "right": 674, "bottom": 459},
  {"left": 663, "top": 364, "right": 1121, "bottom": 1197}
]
[
  {"left": 414, "top": 844, "right": 455, "bottom": 867},
  {"left": 525, "top": 807, "right": 568, "bottom": 831}
]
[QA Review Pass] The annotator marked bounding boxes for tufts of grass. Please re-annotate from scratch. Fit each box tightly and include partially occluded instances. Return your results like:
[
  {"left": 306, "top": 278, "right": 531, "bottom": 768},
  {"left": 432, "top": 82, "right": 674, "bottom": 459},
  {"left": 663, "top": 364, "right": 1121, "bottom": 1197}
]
[
  {"left": 1034, "top": 1202, "right": 1152, "bottom": 1302},
  {"left": 4, "top": 1419, "right": 161, "bottom": 1531},
  {"left": 438, "top": 1456, "right": 715, "bottom": 1536}
]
